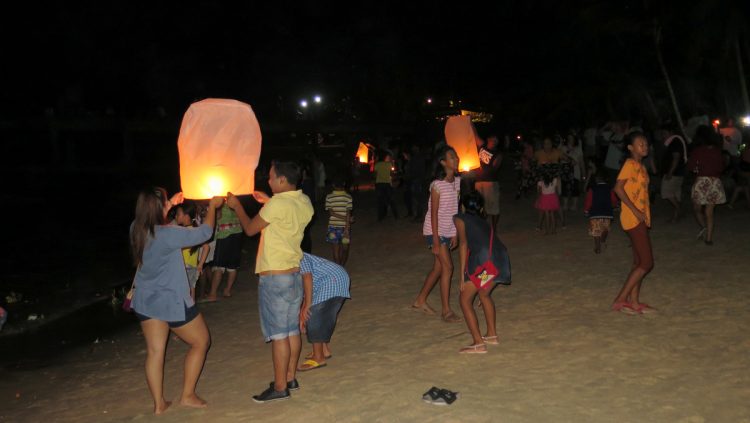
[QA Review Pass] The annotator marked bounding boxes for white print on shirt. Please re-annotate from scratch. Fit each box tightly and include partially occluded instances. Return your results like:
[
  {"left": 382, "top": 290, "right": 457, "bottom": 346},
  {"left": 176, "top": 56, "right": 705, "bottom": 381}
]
[{"left": 479, "top": 148, "right": 494, "bottom": 165}]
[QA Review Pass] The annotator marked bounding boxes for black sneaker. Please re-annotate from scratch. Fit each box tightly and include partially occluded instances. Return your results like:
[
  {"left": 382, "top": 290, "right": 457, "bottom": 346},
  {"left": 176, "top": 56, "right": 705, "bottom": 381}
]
[
  {"left": 268, "top": 379, "right": 300, "bottom": 391},
  {"left": 252, "top": 386, "right": 290, "bottom": 403},
  {"left": 422, "top": 386, "right": 441, "bottom": 403}
]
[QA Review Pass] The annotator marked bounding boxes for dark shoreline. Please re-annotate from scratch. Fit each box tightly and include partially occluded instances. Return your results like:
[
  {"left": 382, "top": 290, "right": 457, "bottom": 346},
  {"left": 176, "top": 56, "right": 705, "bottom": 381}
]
[{"left": 0, "top": 280, "right": 136, "bottom": 370}]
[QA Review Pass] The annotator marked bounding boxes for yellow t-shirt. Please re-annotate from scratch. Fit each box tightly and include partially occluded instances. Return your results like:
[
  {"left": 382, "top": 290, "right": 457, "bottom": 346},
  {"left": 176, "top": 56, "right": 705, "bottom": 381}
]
[
  {"left": 182, "top": 247, "right": 199, "bottom": 267},
  {"left": 374, "top": 161, "right": 392, "bottom": 184},
  {"left": 256, "top": 190, "right": 314, "bottom": 273},
  {"left": 617, "top": 158, "right": 651, "bottom": 230}
]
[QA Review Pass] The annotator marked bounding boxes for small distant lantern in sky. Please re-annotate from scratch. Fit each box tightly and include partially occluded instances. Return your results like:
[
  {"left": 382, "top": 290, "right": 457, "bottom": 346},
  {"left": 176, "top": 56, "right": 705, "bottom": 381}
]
[
  {"left": 356, "top": 142, "right": 369, "bottom": 163},
  {"left": 177, "top": 99, "right": 262, "bottom": 199},
  {"left": 444, "top": 115, "right": 481, "bottom": 172}
]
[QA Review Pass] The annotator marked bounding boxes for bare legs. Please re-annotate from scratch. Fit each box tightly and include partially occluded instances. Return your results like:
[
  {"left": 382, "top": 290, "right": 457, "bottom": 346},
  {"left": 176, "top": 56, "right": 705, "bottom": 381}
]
[
  {"left": 692, "top": 203, "right": 716, "bottom": 243},
  {"left": 593, "top": 236, "right": 602, "bottom": 254},
  {"left": 171, "top": 315, "right": 211, "bottom": 408},
  {"left": 141, "top": 319, "right": 171, "bottom": 415},
  {"left": 459, "top": 281, "right": 496, "bottom": 352},
  {"left": 613, "top": 223, "right": 653, "bottom": 310},
  {"left": 331, "top": 243, "right": 350, "bottom": 266},
  {"left": 556, "top": 208, "right": 566, "bottom": 228},
  {"left": 613, "top": 266, "right": 648, "bottom": 306},
  {"left": 666, "top": 197, "right": 681, "bottom": 222},
  {"left": 207, "top": 269, "right": 237, "bottom": 300},
  {"left": 542, "top": 210, "right": 556, "bottom": 235},
  {"left": 271, "top": 335, "right": 301, "bottom": 391},
  {"left": 413, "top": 244, "right": 457, "bottom": 318},
  {"left": 141, "top": 314, "right": 210, "bottom": 415}
]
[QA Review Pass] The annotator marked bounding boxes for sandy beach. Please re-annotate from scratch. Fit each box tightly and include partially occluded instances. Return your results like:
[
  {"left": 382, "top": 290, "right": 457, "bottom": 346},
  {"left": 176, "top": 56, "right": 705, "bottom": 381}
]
[{"left": 2, "top": 172, "right": 750, "bottom": 423}]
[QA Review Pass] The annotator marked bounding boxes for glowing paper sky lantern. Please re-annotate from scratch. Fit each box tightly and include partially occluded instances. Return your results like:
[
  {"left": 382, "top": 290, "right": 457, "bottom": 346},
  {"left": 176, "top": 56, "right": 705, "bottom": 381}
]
[
  {"left": 444, "top": 115, "right": 481, "bottom": 172},
  {"left": 356, "top": 142, "right": 369, "bottom": 163},
  {"left": 177, "top": 99, "right": 262, "bottom": 199}
]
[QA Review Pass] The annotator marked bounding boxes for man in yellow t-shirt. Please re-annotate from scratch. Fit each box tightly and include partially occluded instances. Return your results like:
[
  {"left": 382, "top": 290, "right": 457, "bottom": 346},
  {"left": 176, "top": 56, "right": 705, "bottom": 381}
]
[
  {"left": 374, "top": 152, "right": 398, "bottom": 221},
  {"left": 227, "top": 160, "right": 313, "bottom": 403}
]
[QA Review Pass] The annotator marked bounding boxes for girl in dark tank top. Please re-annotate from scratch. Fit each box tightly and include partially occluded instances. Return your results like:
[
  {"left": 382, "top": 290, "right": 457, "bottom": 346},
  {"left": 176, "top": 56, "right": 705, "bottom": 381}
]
[{"left": 453, "top": 191, "right": 511, "bottom": 354}]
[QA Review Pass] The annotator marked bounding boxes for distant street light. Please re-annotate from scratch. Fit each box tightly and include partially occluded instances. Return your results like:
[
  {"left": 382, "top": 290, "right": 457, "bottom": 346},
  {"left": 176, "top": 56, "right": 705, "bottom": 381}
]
[
  {"left": 426, "top": 98, "right": 432, "bottom": 104},
  {"left": 300, "top": 100, "right": 308, "bottom": 108},
  {"left": 742, "top": 116, "right": 750, "bottom": 126},
  {"left": 314, "top": 95, "right": 322, "bottom": 104}
]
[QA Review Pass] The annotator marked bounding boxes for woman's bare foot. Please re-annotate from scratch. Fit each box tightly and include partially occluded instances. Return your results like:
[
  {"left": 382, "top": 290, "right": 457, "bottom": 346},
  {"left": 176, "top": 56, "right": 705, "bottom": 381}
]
[
  {"left": 222, "top": 290, "right": 232, "bottom": 298},
  {"left": 154, "top": 399, "right": 172, "bottom": 415},
  {"left": 180, "top": 393, "right": 207, "bottom": 409}
]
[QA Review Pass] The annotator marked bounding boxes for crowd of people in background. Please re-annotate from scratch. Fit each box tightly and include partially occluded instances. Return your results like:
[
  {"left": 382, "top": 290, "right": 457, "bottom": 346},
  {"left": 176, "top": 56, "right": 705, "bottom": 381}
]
[{"left": 127, "top": 114, "right": 749, "bottom": 413}]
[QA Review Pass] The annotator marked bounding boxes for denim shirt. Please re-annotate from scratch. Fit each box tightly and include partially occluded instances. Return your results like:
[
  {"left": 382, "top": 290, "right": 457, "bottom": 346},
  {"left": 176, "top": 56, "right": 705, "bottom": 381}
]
[{"left": 132, "top": 224, "right": 213, "bottom": 321}]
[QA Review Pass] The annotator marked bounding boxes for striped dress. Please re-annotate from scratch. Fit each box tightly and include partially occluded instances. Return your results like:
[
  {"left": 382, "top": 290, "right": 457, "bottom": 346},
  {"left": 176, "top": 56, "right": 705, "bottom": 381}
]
[{"left": 422, "top": 177, "right": 461, "bottom": 237}]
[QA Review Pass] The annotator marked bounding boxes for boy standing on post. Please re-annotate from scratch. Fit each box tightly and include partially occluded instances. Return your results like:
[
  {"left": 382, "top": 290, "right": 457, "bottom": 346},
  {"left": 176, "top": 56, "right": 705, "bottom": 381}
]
[{"left": 226, "top": 160, "right": 314, "bottom": 403}]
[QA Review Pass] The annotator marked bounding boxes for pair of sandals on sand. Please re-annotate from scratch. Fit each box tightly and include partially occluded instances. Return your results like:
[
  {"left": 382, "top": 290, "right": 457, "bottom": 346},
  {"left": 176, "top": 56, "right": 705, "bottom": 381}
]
[
  {"left": 422, "top": 387, "right": 460, "bottom": 405},
  {"left": 410, "top": 302, "right": 462, "bottom": 323}
]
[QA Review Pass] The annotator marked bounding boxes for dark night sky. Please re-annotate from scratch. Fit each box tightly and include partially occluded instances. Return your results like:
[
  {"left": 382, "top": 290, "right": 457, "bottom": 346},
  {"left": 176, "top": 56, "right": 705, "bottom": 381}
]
[{"left": 3, "top": 1, "right": 749, "bottom": 125}]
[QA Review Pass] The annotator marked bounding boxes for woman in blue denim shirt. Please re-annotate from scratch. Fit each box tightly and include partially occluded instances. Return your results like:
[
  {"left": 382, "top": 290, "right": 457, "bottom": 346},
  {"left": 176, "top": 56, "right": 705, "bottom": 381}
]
[{"left": 130, "top": 187, "right": 223, "bottom": 414}]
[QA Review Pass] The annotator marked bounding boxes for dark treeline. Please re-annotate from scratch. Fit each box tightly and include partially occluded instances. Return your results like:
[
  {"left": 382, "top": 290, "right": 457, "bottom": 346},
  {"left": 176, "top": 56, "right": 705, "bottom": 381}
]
[{"left": 3, "top": 1, "right": 749, "bottom": 128}]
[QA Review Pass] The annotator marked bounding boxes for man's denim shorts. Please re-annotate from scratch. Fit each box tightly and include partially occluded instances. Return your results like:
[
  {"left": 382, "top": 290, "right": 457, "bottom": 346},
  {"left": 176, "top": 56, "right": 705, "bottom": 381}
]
[
  {"left": 258, "top": 273, "right": 303, "bottom": 342},
  {"left": 306, "top": 296, "right": 346, "bottom": 343}
]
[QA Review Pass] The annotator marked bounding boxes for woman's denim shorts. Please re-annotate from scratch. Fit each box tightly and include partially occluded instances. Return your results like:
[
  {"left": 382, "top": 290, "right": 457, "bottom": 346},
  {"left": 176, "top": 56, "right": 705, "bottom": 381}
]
[{"left": 424, "top": 235, "right": 451, "bottom": 248}]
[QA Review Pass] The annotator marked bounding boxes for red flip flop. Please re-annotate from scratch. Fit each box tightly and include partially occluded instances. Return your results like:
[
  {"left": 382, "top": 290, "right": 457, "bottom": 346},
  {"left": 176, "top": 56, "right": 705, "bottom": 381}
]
[{"left": 611, "top": 301, "right": 638, "bottom": 315}]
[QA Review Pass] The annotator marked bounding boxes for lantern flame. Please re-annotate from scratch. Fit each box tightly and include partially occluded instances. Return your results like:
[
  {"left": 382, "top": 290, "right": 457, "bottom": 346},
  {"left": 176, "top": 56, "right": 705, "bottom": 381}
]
[
  {"left": 206, "top": 175, "right": 225, "bottom": 198},
  {"left": 444, "top": 115, "right": 481, "bottom": 172}
]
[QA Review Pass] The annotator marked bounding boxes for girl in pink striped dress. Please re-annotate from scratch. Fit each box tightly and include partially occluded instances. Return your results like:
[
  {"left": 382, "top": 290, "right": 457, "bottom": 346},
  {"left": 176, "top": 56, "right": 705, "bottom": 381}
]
[{"left": 411, "top": 146, "right": 462, "bottom": 323}]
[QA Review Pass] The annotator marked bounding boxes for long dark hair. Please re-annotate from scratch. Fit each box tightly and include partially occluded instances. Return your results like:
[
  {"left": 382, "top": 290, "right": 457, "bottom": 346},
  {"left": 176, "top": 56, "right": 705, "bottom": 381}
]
[
  {"left": 172, "top": 201, "right": 201, "bottom": 254},
  {"left": 461, "top": 191, "right": 485, "bottom": 218},
  {"left": 432, "top": 145, "right": 457, "bottom": 180},
  {"left": 130, "top": 187, "right": 168, "bottom": 266}
]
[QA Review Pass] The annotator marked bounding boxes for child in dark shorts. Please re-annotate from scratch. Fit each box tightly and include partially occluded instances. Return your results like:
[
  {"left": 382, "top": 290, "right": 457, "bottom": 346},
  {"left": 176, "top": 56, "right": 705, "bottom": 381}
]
[
  {"left": 298, "top": 253, "right": 351, "bottom": 371},
  {"left": 204, "top": 204, "right": 243, "bottom": 301}
]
